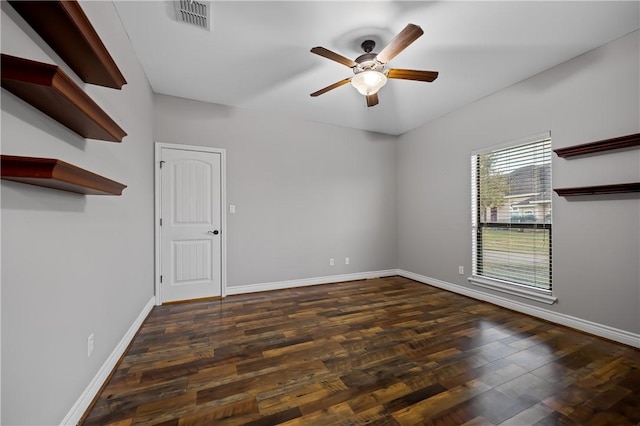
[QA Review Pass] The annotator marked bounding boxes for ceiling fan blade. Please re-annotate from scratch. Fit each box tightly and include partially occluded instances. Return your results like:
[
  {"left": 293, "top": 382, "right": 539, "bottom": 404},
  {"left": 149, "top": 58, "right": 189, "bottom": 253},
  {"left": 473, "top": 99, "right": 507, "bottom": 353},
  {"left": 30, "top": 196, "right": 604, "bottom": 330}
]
[
  {"left": 366, "top": 93, "right": 379, "bottom": 107},
  {"left": 376, "top": 24, "right": 424, "bottom": 64},
  {"left": 387, "top": 69, "right": 439, "bottom": 82},
  {"left": 310, "top": 78, "right": 351, "bottom": 97},
  {"left": 310, "top": 47, "right": 357, "bottom": 68}
]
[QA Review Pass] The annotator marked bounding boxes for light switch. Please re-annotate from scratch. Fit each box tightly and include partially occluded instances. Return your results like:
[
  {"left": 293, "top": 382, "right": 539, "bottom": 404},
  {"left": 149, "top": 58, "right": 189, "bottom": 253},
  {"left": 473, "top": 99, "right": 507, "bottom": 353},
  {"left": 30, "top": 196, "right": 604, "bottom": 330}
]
[{"left": 229, "top": 204, "right": 236, "bottom": 214}]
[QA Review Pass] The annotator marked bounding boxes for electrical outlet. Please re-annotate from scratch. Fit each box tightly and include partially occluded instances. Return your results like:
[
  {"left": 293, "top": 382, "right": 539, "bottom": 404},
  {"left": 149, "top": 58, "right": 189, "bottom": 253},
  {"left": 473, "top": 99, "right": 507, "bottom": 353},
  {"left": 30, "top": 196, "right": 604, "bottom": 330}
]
[
  {"left": 229, "top": 204, "right": 236, "bottom": 214},
  {"left": 87, "top": 333, "right": 94, "bottom": 358},
  {"left": 458, "top": 266, "right": 464, "bottom": 275},
  {"left": 329, "top": 258, "right": 334, "bottom": 266},
  {"left": 345, "top": 257, "right": 350, "bottom": 265}
]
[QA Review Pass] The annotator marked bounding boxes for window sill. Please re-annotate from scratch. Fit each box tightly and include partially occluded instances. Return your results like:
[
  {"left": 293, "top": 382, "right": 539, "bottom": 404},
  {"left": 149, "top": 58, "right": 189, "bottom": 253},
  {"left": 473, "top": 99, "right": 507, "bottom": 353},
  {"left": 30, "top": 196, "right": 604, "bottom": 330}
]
[{"left": 468, "top": 275, "right": 557, "bottom": 305}]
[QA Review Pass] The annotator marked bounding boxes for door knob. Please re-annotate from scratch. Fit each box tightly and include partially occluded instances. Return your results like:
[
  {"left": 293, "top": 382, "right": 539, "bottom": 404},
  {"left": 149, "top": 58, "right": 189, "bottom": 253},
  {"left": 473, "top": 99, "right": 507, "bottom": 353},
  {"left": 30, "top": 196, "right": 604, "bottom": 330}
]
[{"left": 208, "top": 230, "right": 220, "bottom": 235}]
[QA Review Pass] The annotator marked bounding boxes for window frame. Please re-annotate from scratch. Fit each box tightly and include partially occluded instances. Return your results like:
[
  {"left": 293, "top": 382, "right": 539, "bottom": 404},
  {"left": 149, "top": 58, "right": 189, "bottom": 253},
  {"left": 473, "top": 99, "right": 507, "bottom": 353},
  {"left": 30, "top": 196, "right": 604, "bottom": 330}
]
[{"left": 469, "top": 132, "right": 557, "bottom": 305}]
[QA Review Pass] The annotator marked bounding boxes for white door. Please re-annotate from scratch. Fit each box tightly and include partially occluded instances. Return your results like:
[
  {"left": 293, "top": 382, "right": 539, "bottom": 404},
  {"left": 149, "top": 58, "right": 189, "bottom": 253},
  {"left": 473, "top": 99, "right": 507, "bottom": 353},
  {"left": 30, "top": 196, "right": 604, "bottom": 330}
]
[{"left": 159, "top": 147, "right": 222, "bottom": 303}]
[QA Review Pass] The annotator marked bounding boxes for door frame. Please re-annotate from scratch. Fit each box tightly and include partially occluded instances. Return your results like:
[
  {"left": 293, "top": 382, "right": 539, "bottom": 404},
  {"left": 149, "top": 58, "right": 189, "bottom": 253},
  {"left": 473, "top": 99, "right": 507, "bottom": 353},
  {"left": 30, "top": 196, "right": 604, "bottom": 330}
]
[{"left": 154, "top": 142, "right": 227, "bottom": 306}]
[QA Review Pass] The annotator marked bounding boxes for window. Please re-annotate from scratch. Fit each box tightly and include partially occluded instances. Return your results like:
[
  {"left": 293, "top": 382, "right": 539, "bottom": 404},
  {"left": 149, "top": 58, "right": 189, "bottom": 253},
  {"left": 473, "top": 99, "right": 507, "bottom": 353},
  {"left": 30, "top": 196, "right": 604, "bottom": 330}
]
[{"left": 470, "top": 133, "right": 556, "bottom": 304}]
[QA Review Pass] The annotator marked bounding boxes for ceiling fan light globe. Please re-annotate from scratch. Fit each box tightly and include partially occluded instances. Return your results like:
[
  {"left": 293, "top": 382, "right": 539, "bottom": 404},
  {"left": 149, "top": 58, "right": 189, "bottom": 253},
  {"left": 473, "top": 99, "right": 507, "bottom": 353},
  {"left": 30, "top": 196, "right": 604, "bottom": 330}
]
[{"left": 351, "top": 70, "right": 387, "bottom": 96}]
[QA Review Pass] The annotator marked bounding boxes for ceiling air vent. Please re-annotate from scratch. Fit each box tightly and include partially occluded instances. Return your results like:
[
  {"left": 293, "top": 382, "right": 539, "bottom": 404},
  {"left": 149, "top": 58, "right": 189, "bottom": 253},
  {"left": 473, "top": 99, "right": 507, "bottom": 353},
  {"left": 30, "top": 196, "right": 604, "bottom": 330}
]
[{"left": 174, "top": 0, "right": 210, "bottom": 31}]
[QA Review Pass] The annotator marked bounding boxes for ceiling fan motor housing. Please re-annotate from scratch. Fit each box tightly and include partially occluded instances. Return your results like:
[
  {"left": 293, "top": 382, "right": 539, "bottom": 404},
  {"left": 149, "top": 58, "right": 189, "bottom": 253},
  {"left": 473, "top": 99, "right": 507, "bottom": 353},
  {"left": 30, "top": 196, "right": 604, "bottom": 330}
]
[{"left": 354, "top": 52, "right": 384, "bottom": 74}]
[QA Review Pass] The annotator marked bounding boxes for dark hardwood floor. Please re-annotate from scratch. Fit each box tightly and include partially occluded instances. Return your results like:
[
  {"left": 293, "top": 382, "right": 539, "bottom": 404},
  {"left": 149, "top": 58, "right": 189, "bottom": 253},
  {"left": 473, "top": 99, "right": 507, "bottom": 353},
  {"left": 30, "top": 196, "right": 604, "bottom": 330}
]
[{"left": 82, "top": 276, "right": 640, "bottom": 425}]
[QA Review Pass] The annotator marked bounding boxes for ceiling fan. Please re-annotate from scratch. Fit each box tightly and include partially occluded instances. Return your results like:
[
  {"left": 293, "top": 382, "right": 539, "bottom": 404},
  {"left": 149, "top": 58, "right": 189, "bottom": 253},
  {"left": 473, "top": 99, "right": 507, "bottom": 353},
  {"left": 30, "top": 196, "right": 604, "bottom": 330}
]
[{"left": 310, "top": 24, "right": 439, "bottom": 107}]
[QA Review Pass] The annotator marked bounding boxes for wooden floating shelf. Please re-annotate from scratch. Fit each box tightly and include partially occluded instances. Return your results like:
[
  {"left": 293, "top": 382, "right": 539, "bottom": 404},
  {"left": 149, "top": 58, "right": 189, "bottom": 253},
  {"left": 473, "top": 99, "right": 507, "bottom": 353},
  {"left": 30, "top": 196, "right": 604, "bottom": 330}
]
[
  {"left": 554, "top": 133, "right": 640, "bottom": 158},
  {"left": 1, "top": 54, "right": 127, "bottom": 142},
  {"left": 554, "top": 183, "right": 640, "bottom": 197},
  {"left": 8, "top": 0, "right": 126, "bottom": 89},
  {"left": 1, "top": 155, "right": 127, "bottom": 195}
]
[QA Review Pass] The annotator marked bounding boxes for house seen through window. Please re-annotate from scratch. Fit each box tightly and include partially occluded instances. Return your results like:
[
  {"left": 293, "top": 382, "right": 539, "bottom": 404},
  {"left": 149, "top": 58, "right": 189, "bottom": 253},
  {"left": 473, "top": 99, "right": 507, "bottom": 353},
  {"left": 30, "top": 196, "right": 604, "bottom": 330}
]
[{"left": 471, "top": 135, "right": 552, "bottom": 295}]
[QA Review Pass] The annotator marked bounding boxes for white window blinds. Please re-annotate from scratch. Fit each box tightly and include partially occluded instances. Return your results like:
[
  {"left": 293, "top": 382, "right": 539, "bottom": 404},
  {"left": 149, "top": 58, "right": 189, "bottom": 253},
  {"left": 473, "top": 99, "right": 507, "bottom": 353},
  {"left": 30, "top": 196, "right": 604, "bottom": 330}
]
[{"left": 471, "top": 137, "right": 552, "bottom": 291}]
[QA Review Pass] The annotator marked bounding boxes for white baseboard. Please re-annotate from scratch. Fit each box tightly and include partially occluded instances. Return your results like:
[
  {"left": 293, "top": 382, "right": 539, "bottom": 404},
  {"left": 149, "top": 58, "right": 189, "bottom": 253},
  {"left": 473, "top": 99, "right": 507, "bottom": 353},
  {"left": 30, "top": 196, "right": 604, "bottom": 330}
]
[
  {"left": 398, "top": 269, "right": 640, "bottom": 349},
  {"left": 60, "top": 297, "right": 155, "bottom": 426},
  {"left": 226, "top": 269, "right": 399, "bottom": 296}
]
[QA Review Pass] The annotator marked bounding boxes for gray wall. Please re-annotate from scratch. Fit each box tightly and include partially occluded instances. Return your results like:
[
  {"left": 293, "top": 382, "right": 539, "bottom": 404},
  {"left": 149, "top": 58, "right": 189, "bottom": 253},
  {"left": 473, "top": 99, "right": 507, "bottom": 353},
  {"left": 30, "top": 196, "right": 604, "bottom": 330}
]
[
  {"left": 398, "top": 30, "right": 640, "bottom": 334},
  {"left": 1, "top": 1, "right": 155, "bottom": 424},
  {"left": 153, "top": 94, "right": 398, "bottom": 287}
]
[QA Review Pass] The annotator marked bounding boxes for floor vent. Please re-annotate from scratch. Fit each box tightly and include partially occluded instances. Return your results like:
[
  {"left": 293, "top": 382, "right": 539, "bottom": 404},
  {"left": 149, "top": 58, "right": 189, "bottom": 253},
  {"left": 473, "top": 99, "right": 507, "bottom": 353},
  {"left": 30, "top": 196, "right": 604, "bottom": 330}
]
[{"left": 175, "top": 0, "right": 210, "bottom": 31}]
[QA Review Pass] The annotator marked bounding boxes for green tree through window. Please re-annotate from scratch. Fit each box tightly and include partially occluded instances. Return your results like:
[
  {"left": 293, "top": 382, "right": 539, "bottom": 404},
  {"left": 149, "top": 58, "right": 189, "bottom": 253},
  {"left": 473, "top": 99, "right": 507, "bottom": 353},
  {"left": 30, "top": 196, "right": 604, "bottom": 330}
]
[{"left": 478, "top": 153, "right": 508, "bottom": 223}]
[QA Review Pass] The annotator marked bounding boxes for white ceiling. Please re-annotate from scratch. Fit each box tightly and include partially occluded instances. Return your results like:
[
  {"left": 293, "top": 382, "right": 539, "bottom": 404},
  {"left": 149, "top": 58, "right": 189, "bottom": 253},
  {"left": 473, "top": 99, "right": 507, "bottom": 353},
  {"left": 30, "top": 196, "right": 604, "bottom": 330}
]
[{"left": 114, "top": 1, "right": 639, "bottom": 136}]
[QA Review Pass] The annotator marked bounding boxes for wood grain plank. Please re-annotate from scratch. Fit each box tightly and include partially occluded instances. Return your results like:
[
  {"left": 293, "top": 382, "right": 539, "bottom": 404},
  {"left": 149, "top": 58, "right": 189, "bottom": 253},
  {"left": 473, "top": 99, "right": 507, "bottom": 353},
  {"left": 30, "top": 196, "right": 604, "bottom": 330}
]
[{"left": 81, "top": 277, "right": 640, "bottom": 425}]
